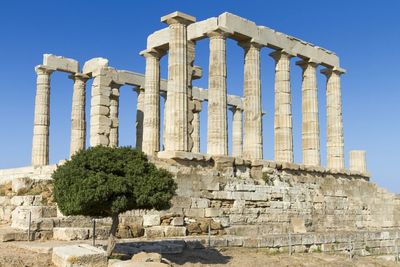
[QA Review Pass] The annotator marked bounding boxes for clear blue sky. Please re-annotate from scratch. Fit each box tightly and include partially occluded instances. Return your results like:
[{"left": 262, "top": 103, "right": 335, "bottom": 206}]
[{"left": 0, "top": 0, "right": 399, "bottom": 193}]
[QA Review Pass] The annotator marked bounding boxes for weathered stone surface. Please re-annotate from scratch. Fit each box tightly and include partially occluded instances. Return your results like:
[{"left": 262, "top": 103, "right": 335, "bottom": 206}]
[
  {"left": 53, "top": 227, "right": 90, "bottom": 241},
  {"left": 52, "top": 244, "right": 107, "bottom": 267},
  {"left": 43, "top": 54, "right": 79, "bottom": 73},
  {"left": 12, "top": 177, "right": 33, "bottom": 193},
  {"left": 143, "top": 214, "right": 160, "bottom": 227},
  {"left": 82, "top": 57, "right": 109, "bottom": 75}
]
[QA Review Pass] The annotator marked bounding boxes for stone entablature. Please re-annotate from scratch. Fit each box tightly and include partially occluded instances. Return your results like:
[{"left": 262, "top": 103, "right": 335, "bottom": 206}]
[{"left": 147, "top": 12, "right": 341, "bottom": 69}]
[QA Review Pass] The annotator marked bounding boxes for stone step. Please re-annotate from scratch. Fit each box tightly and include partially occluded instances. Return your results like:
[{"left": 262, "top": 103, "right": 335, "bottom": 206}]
[
  {"left": 53, "top": 227, "right": 109, "bottom": 241},
  {"left": 0, "top": 227, "right": 28, "bottom": 242},
  {"left": 11, "top": 205, "right": 58, "bottom": 229}
]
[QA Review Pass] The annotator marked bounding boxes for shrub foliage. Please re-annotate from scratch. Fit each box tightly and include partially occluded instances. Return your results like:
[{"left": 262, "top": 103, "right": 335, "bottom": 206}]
[{"left": 53, "top": 146, "right": 177, "bottom": 218}]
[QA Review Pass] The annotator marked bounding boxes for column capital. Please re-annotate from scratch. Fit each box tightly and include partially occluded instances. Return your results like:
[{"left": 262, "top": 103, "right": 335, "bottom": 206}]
[
  {"left": 139, "top": 48, "right": 165, "bottom": 59},
  {"left": 161, "top": 11, "right": 196, "bottom": 26},
  {"left": 35, "top": 65, "right": 56, "bottom": 75},
  {"left": 296, "top": 58, "right": 320, "bottom": 69},
  {"left": 237, "top": 40, "right": 263, "bottom": 50},
  {"left": 269, "top": 49, "right": 294, "bottom": 61},
  {"left": 206, "top": 27, "right": 232, "bottom": 39},
  {"left": 229, "top": 105, "right": 243, "bottom": 113},
  {"left": 68, "top": 73, "right": 90, "bottom": 81},
  {"left": 133, "top": 86, "right": 144, "bottom": 94},
  {"left": 320, "top": 66, "right": 346, "bottom": 76}
]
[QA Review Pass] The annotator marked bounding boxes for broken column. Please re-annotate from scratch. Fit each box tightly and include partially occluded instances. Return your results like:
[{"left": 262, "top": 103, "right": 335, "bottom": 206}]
[
  {"left": 230, "top": 106, "right": 243, "bottom": 157},
  {"left": 141, "top": 49, "right": 162, "bottom": 155},
  {"left": 135, "top": 87, "right": 145, "bottom": 150},
  {"left": 83, "top": 58, "right": 110, "bottom": 147},
  {"left": 207, "top": 29, "right": 228, "bottom": 156},
  {"left": 69, "top": 73, "right": 89, "bottom": 157},
  {"left": 161, "top": 11, "right": 196, "bottom": 152},
  {"left": 240, "top": 41, "right": 263, "bottom": 160},
  {"left": 321, "top": 67, "right": 345, "bottom": 169},
  {"left": 349, "top": 150, "right": 367, "bottom": 173},
  {"left": 191, "top": 100, "right": 202, "bottom": 153},
  {"left": 297, "top": 59, "right": 321, "bottom": 166},
  {"left": 187, "top": 39, "right": 196, "bottom": 152},
  {"left": 32, "top": 65, "right": 54, "bottom": 166},
  {"left": 270, "top": 50, "right": 294, "bottom": 163},
  {"left": 109, "top": 83, "right": 121, "bottom": 148}
]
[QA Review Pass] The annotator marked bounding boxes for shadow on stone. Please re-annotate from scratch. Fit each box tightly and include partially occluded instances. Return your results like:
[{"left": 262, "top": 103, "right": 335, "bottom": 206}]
[{"left": 113, "top": 240, "right": 231, "bottom": 265}]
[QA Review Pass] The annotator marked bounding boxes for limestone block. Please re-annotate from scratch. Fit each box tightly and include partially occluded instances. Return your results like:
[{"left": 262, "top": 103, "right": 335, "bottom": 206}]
[
  {"left": 53, "top": 227, "right": 90, "bottom": 241},
  {"left": 184, "top": 208, "right": 205, "bottom": 218},
  {"left": 0, "top": 196, "right": 11, "bottom": 206},
  {"left": 143, "top": 214, "right": 160, "bottom": 227},
  {"left": 171, "top": 217, "right": 184, "bottom": 226},
  {"left": 145, "top": 226, "right": 165, "bottom": 238},
  {"left": 111, "top": 260, "right": 169, "bottom": 267},
  {"left": 43, "top": 54, "right": 79, "bottom": 73},
  {"left": 0, "top": 206, "right": 13, "bottom": 222},
  {"left": 11, "top": 195, "right": 42, "bottom": 206},
  {"left": 131, "top": 252, "right": 162, "bottom": 263},
  {"left": 191, "top": 198, "right": 210, "bottom": 208},
  {"left": 82, "top": 57, "right": 109, "bottom": 75},
  {"left": 52, "top": 244, "right": 107, "bottom": 267},
  {"left": 12, "top": 177, "right": 33, "bottom": 193},
  {"left": 291, "top": 217, "right": 307, "bottom": 233},
  {"left": 11, "top": 206, "right": 57, "bottom": 229},
  {"left": 205, "top": 208, "right": 221, "bottom": 217},
  {"left": 164, "top": 226, "right": 187, "bottom": 237}
]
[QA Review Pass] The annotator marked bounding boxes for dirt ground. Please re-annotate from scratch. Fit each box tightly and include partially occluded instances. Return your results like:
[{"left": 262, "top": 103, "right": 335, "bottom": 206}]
[{"left": 0, "top": 243, "right": 398, "bottom": 267}]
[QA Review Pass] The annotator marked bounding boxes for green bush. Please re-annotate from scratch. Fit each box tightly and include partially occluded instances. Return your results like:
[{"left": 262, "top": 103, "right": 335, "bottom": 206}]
[{"left": 52, "top": 146, "right": 176, "bottom": 255}]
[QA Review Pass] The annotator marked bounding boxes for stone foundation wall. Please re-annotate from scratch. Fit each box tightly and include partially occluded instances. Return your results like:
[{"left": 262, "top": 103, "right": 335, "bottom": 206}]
[{"left": 1, "top": 154, "right": 399, "bottom": 256}]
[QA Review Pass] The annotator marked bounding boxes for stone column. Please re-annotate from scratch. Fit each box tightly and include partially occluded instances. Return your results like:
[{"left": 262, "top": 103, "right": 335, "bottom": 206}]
[
  {"left": 90, "top": 69, "right": 112, "bottom": 147},
  {"left": 240, "top": 41, "right": 263, "bottom": 160},
  {"left": 161, "top": 12, "right": 196, "bottom": 152},
  {"left": 321, "top": 68, "right": 345, "bottom": 169},
  {"left": 69, "top": 73, "right": 89, "bottom": 157},
  {"left": 187, "top": 40, "right": 196, "bottom": 152},
  {"left": 109, "top": 84, "right": 121, "bottom": 148},
  {"left": 230, "top": 106, "right": 243, "bottom": 157},
  {"left": 297, "top": 60, "right": 321, "bottom": 166},
  {"left": 32, "top": 65, "right": 54, "bottom": 166},
  {"left": 349, "top": 150, "right": 367, "bottom": 173},
  {"left": 160, "top": 92, "right": 167, "bottom": 151},
  {"left": 141, "top": 50, "right": 162, "bottom": 155},
  {"left": 207, "top": 30, "right": 228, "bottom": 155},
  {"left": 135, "top": 87, "right": 145, "bottom": 150},
  {"left": 270, "top": 50, "right": 294, "bottom": 163},
  {"left": 191, "top": 100, "right": 202, "bottom": 153}
]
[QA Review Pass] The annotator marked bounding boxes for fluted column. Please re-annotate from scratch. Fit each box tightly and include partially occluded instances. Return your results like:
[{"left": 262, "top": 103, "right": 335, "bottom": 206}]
[
  {"left": 161, "top": 92, "right": 167, "bottom": 151},
  {"left": 32, "top": 65, "right": 54, "bottom": 166},
  {"left": 109, "top": 84, "right": 121, "bottom": 148},
  {"left": 135, "top": 87, "right": 145, "bottom": 150},
  {"left": 297, "top": 60, "right": 320, "bottom": 166},
  {"left": 240, "top": 42, "right": 263, "bottom": 160},
  {"left": 69, "top": 73, "right": 89, "bottom": 157},
  {"left": 141, "top": 50, "right": 162, "bottom": 155},
  {"left": 349, "top": 150, "right": 367, "bottom": 173},
  {"left": 207, "top": 30, "right": 228, "bottom": 155},
  {"left": 321, "top": 68, "right": 345, "bottom": 169},
  {"left": 191, "top": 100, "right": 202, "bottom": 153},
  {"left": 161, "top": 12, "right": 196, "bottom": 152},
  {"left": 270, "top": 50, "right": 294, "bottom": 163},
  {"left": 230, "top": 106, "right": 243, "bottom": 157}
]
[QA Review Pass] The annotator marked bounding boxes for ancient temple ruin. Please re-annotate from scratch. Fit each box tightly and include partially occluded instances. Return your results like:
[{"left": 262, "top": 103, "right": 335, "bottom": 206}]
[
  {"left": 30, "top": 11, "right": 366, "bottom": 174},
  {"left": 1, "top": 11, "right": 399, "bottom": 256}
]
